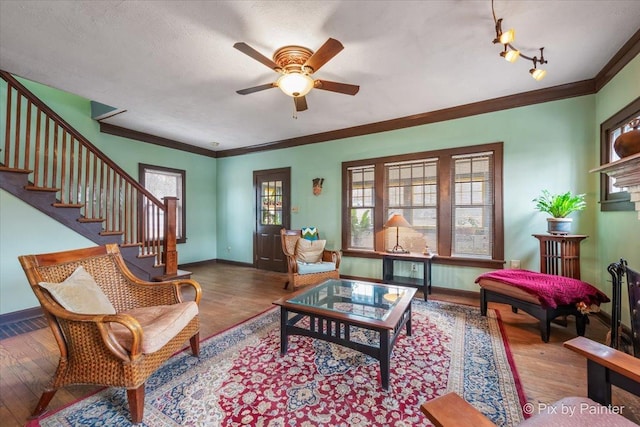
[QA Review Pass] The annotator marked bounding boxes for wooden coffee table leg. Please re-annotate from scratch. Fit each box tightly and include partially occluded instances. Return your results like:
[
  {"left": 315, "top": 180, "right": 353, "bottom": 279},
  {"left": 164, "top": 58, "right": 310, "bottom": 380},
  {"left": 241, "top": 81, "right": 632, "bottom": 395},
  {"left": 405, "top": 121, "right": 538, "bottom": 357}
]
[
  {"left": 380, "top": 330, "right": 390, "bottom": 390},
  {"left": 280, "top": 308, "right": 289, "bottom": 355}
]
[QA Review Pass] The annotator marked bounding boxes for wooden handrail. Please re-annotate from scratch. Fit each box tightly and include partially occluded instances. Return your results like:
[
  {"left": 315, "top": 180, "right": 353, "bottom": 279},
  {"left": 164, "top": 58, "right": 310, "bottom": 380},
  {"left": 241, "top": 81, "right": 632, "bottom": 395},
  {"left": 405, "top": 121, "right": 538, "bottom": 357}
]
[
  {"left": 0, "top": 70, "right": 162, "bottom": 206},
  {"left": 0, "top": 70, "right": 177, "bottom": 273}
]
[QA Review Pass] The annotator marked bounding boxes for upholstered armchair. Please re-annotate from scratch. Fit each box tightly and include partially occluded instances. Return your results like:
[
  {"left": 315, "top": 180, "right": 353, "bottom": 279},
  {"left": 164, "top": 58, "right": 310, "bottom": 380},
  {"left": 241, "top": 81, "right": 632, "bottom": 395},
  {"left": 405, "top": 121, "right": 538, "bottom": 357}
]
[
  {"left": 280, "top": 228, "right": 341, "bottom": 289},
  {"left": 18, "top": 244, "right": 201, "bottom": 424}
]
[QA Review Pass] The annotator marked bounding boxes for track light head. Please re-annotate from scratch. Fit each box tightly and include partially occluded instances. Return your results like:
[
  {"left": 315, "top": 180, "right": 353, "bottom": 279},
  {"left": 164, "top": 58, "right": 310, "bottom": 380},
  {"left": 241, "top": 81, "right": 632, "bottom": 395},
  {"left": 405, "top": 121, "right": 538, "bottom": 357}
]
[{"left": 491, "top": 1, "right": 549, "bottom": 80}]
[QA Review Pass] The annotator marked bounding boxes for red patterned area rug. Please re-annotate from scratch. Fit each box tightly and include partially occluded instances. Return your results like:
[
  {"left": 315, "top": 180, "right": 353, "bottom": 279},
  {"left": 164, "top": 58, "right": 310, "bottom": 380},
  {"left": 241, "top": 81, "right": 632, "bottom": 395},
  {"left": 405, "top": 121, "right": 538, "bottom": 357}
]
[{"left": 28, "top": 300, "right": 526, "bottom": 426}]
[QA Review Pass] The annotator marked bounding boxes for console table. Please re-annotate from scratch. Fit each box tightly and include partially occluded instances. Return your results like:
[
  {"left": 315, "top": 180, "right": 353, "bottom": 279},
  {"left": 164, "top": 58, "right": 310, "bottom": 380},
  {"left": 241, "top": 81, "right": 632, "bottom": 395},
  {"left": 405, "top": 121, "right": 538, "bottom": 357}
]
[
  {"left": 533, "top": 234, "right": 588, "bottom": 280},
  {"left": 380, "top": 252, "right": 434, "bottom": 301}
]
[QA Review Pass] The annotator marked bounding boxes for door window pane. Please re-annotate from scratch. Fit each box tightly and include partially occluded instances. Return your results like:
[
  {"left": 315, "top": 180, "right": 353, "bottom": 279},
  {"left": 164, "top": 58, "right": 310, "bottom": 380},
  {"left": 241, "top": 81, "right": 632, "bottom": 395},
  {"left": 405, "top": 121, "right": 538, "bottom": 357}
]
[{"left": 261, "top": 180, "right": 283, "bottom": 225}]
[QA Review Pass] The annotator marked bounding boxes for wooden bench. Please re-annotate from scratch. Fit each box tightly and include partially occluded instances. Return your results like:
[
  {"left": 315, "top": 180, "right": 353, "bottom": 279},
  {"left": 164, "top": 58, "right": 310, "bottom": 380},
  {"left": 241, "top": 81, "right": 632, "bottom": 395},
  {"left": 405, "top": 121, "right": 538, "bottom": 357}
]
[{"left": 478, "top": 279, "right": 587, "bottom": 342}]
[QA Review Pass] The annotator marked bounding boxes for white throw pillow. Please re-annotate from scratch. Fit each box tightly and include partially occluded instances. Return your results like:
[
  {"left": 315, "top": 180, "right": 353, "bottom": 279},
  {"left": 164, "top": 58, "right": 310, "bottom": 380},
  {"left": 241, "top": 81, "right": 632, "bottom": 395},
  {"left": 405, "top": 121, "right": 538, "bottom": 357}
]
[
  {"left": 39, "top": 266, "right": 116, "bottom": 315},
  {"left": 296, "top": 239, "right": 326, "bottom": 263}
]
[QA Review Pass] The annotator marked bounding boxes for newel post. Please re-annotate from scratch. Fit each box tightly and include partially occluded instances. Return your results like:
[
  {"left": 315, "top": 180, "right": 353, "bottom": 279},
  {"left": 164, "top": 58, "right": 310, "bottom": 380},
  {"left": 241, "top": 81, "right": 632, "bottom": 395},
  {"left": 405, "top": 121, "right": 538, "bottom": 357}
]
[{"left": 162, "top": 196, "right": 178, "bottom": 276}]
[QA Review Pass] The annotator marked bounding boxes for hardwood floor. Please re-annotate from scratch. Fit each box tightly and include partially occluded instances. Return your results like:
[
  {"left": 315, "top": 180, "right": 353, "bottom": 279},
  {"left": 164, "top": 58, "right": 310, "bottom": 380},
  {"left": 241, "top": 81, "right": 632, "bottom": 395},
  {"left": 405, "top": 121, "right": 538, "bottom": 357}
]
[{"left": 1, "top": 263, "right": 638, "bottom": 426}]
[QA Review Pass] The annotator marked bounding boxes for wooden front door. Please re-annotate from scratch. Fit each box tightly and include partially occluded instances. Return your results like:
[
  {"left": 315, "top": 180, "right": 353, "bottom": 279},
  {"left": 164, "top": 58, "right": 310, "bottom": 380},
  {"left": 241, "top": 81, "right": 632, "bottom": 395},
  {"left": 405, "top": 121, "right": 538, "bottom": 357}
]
[{"left": 254, "top": 167, "right": 290, "bottom": 272}]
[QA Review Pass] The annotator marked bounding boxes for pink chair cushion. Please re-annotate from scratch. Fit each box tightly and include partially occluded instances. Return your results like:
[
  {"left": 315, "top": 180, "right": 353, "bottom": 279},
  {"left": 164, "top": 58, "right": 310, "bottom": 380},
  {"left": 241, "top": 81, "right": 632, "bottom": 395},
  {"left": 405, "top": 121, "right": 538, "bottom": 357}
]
[
  {"left": 111, "top": 301, "right": 198, "bottom": 354},
  {"left": 519, "top": 396, "right": 636, "bottom": 426}
]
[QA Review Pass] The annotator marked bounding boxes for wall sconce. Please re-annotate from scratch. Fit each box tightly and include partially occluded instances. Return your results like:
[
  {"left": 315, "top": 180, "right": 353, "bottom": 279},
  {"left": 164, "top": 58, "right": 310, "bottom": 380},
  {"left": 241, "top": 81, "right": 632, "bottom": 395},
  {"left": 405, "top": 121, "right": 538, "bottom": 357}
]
[
  {"left": 492, "top": 0, "right": 548, "bottom": 80},
  {"left": 312, "top": 177, "right": 324, "bottom": 196},
  {"left": 384, "top": 214, "right": 412, "bottom": 253}
]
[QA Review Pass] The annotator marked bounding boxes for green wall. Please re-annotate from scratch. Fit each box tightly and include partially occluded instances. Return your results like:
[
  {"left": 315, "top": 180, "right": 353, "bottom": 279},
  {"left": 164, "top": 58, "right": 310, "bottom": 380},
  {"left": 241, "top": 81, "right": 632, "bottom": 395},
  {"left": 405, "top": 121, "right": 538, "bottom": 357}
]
[
  {"left": 593, "top": 54, "right": 640, "bottom": 326},
  {"left": 0, "top": 79, "right": 217, "bottom": 314},
  {"left": 217, "top": 97, "right": 598, "bottom": 293}
]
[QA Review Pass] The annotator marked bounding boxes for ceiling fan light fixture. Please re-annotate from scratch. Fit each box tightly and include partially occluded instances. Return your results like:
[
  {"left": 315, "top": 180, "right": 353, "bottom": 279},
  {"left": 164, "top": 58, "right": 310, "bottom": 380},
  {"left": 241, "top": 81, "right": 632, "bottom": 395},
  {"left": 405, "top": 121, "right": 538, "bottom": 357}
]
[{"left": 277, "top": 72, "right": 314, "bottom": 97}]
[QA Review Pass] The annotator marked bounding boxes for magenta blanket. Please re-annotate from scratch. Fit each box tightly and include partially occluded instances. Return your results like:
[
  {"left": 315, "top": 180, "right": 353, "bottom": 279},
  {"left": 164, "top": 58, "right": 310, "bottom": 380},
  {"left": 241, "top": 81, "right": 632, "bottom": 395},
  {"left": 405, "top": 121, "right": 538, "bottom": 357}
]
[{"left": 475, "top": 269, "right": 610, "bottom": 309}]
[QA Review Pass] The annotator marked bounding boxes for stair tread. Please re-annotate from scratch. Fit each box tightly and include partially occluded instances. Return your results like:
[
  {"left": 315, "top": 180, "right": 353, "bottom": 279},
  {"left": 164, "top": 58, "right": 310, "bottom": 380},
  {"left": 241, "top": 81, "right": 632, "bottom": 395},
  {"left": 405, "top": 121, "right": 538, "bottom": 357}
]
[
  {"left": 99, "top": 230, "right": 124, "bottom": 236},
  {"left": 137, "top": 253, "right": 158, "bottom": 259},
  {"left": 153, "top": 269, "right": 192, "bottom": 282},
  {"left": 0, "top": 166, "right": 32, "bottom": 174},
  {"left": 77, "top": 217, "right": 105, "bottom": 223},
  {"left": 53, "top": 203, "right": 84, "bottom": 208},
  {"left": 24, "top": 185, "right": 59, "bottom": 192}
]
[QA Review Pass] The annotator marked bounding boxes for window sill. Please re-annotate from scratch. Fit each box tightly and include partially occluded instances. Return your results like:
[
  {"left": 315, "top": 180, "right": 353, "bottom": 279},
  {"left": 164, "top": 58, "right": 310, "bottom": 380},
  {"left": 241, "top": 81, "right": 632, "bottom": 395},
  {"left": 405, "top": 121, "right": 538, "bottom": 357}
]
[{"left": 342, "top": 249, "right": 505, "bottom": 269}]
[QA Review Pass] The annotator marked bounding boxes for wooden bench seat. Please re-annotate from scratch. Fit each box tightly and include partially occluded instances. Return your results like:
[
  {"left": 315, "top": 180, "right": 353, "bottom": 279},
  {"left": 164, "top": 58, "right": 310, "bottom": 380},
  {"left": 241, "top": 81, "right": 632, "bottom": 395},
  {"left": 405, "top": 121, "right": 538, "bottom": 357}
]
[{"left": 478, "top": 278, "right": 587, "bottom": 342}]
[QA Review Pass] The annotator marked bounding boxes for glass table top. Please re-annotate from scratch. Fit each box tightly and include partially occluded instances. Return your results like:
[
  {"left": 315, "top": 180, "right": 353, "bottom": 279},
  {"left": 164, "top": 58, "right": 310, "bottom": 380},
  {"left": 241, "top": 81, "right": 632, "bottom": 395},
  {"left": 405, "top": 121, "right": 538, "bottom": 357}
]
[{"left": 286, "top": 279, "right": 415, "bottom": 321}]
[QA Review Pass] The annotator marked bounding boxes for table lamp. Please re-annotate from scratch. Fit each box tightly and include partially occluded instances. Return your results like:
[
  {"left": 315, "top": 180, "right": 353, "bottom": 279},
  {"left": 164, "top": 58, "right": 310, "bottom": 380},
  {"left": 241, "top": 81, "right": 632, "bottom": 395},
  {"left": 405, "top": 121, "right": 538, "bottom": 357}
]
[{"left": 384, "top": 214, "right": 412, "bottom": 253}]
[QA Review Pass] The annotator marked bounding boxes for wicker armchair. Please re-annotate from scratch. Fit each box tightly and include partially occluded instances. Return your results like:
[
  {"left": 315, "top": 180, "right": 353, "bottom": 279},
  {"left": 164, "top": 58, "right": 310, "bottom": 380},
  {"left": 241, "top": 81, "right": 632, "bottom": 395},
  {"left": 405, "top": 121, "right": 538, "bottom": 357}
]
[
  {"left": 18, "top": 244, "right": 201, "bottom": 423},
  {"left": 280, "top": 228, "right": 341, "bottom": 290}
]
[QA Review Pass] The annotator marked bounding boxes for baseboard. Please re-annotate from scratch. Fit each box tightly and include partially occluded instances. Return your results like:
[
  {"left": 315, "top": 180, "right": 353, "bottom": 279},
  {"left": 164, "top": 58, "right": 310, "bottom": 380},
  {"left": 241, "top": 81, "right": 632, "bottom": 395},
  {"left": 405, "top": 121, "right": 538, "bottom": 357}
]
[
  {"left": 0, "top": 306, "right": 43, "bottom": 325},
  {"left": 0, "top": 306, "right": 47, "bottom": 339},
  {"left": 179, "top": 259, "right": 217, "bottom": 269},
  {"left": 179, "top": 259, "right": 254, "bottom": 269},
  {"left": 214, "top": 259, "right": 254, "bottom": 268}
]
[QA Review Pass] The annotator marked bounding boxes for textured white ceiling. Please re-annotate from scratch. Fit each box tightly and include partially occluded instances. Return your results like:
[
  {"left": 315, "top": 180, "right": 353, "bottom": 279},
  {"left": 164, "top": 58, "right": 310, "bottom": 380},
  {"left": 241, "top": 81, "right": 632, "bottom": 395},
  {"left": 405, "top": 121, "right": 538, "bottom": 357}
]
[{"left": 1, "top": 1, "right": 639, "bottom": 152}]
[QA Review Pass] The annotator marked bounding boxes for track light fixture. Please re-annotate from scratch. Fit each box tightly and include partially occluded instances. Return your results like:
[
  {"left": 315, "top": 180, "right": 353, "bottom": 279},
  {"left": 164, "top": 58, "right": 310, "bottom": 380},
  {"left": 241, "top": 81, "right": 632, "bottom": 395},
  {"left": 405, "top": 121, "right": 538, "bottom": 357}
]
[{"left": 492, "top": 0, "right": 548, "bottom": 80}]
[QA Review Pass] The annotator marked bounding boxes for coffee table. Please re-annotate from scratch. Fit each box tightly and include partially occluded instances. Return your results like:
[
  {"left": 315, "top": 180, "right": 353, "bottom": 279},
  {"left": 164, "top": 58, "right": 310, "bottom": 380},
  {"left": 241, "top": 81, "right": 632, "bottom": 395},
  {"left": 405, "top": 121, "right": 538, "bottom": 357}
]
[{"left": 273, "top": 278, "right": 416, "bottom": 390}]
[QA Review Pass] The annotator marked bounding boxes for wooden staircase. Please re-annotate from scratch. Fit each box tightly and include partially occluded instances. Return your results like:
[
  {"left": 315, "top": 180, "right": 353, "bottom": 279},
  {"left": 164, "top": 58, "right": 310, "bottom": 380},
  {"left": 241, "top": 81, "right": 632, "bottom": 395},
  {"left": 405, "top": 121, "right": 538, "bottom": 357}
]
[{"left": 0, "top": 70, "right": 179, "bottom": 281}]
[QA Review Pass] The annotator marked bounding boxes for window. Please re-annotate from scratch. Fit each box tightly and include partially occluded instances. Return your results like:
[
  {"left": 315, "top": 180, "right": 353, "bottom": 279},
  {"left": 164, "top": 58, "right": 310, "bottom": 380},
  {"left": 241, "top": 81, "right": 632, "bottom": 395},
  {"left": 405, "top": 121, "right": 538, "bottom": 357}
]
[
  {"left": 347, "top": 165, "right": 375, "bottom": 249},
  {"left": 260, "top": 179, "right": 283, "bottom": 225},
  {"left": 139, "top": 164, "right": 186, "bottom": 243},
  {"left": 599, "top": 98, "right": 639, "bottom": 211},
  {"left": 342, "top": 143, "right": 503, "bottom": 268},
  {"left": 385, "top": 159, "right": 438, "bottom": 253},
  {"left": 452, "top": 153, "right": 494, "bottom": 258}
]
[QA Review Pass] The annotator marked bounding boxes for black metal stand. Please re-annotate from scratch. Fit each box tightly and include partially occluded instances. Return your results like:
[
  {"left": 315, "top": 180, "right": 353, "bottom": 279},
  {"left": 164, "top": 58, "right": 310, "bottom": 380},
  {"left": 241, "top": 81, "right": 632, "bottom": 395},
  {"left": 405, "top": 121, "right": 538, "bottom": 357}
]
[{"left": 607, "top": 259, "right": 626, "bottom": 350}]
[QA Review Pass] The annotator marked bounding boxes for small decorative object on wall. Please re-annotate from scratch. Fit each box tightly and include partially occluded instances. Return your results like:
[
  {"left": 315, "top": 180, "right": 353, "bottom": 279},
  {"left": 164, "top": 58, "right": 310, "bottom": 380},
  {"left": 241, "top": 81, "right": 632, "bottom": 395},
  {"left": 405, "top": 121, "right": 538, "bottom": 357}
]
[
  {"left": 313, "top": 178, "right": 324, "bottom": 196},
  {"left": 533, "top": 190, "right": 586, "bottom": 235},
  {"left": 614, "top": 118, "right": 640, "bottom": 158}
]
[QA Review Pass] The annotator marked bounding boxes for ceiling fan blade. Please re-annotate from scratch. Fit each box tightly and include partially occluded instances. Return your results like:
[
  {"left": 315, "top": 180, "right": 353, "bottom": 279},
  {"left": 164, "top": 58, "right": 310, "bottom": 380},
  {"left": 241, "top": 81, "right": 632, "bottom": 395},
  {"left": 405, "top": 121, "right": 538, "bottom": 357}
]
[
  {"left": 236, "top": 83, "right": 276, "bottom": 95},
  {"left": 233, "top": 42, "right": 281, "bottom": 71},
  {"left": 314, "top": 79, "right": 359, "bottom": 95},
  {"left": 294, "top": 96, "right": 308, "bottom": 112},
  {"left": 303, "top": 38, "right": 344, "bottom": 73}
]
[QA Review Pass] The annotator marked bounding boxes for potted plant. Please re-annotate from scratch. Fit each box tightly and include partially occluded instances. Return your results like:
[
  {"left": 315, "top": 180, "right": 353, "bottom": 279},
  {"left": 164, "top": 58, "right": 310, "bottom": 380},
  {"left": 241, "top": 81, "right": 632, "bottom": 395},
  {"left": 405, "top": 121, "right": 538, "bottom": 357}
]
[{"left": 532, "top": 190, "right": 586, "bottom": 235}]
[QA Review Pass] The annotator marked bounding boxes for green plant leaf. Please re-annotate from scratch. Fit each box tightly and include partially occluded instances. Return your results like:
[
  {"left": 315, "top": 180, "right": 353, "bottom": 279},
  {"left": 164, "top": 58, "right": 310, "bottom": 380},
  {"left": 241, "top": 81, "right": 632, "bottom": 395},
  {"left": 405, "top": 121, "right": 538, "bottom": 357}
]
[{"left": 532, "top": 190, "right": 586, "bottom": 218}]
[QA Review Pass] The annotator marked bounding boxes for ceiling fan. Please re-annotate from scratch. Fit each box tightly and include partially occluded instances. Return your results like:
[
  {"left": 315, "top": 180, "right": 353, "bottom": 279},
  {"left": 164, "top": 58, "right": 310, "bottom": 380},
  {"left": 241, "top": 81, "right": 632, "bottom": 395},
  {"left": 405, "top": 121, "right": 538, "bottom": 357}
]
[{"left": 233, "top": 38, "right": 360, "bottom": 112}]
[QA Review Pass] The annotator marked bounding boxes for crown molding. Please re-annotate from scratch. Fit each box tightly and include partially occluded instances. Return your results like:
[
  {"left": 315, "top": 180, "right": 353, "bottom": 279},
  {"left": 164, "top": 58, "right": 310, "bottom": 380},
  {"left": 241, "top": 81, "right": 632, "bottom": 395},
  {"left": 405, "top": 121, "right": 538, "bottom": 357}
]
[
  {"left": 99, "top": 123, "right": 217, "bottom": 158},
  {"left": 594, "top": 28, "right": 640, "bottom": 92},
  {"left": 216, "top": 80, "right": 595, "bottom": 158}
]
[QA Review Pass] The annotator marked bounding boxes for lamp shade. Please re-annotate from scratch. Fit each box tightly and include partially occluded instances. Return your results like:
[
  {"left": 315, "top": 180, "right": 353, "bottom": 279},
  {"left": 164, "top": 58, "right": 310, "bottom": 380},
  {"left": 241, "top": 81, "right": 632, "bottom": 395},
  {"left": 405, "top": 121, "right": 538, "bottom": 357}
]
[
  {"left": 384, "top": 214, "right": 412, "bottom": 229},
  {"left": 502, "top": 49, "right": 520, "bottom": 63},
  {"left": 277, "top": 72, "right": 314, "bottom": 97},
  {"left": 499, "top": 29, "right": 515, "bottom": 44},
  {"left": 529, "top": 68, "right": 547, "bottom": 81}
]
